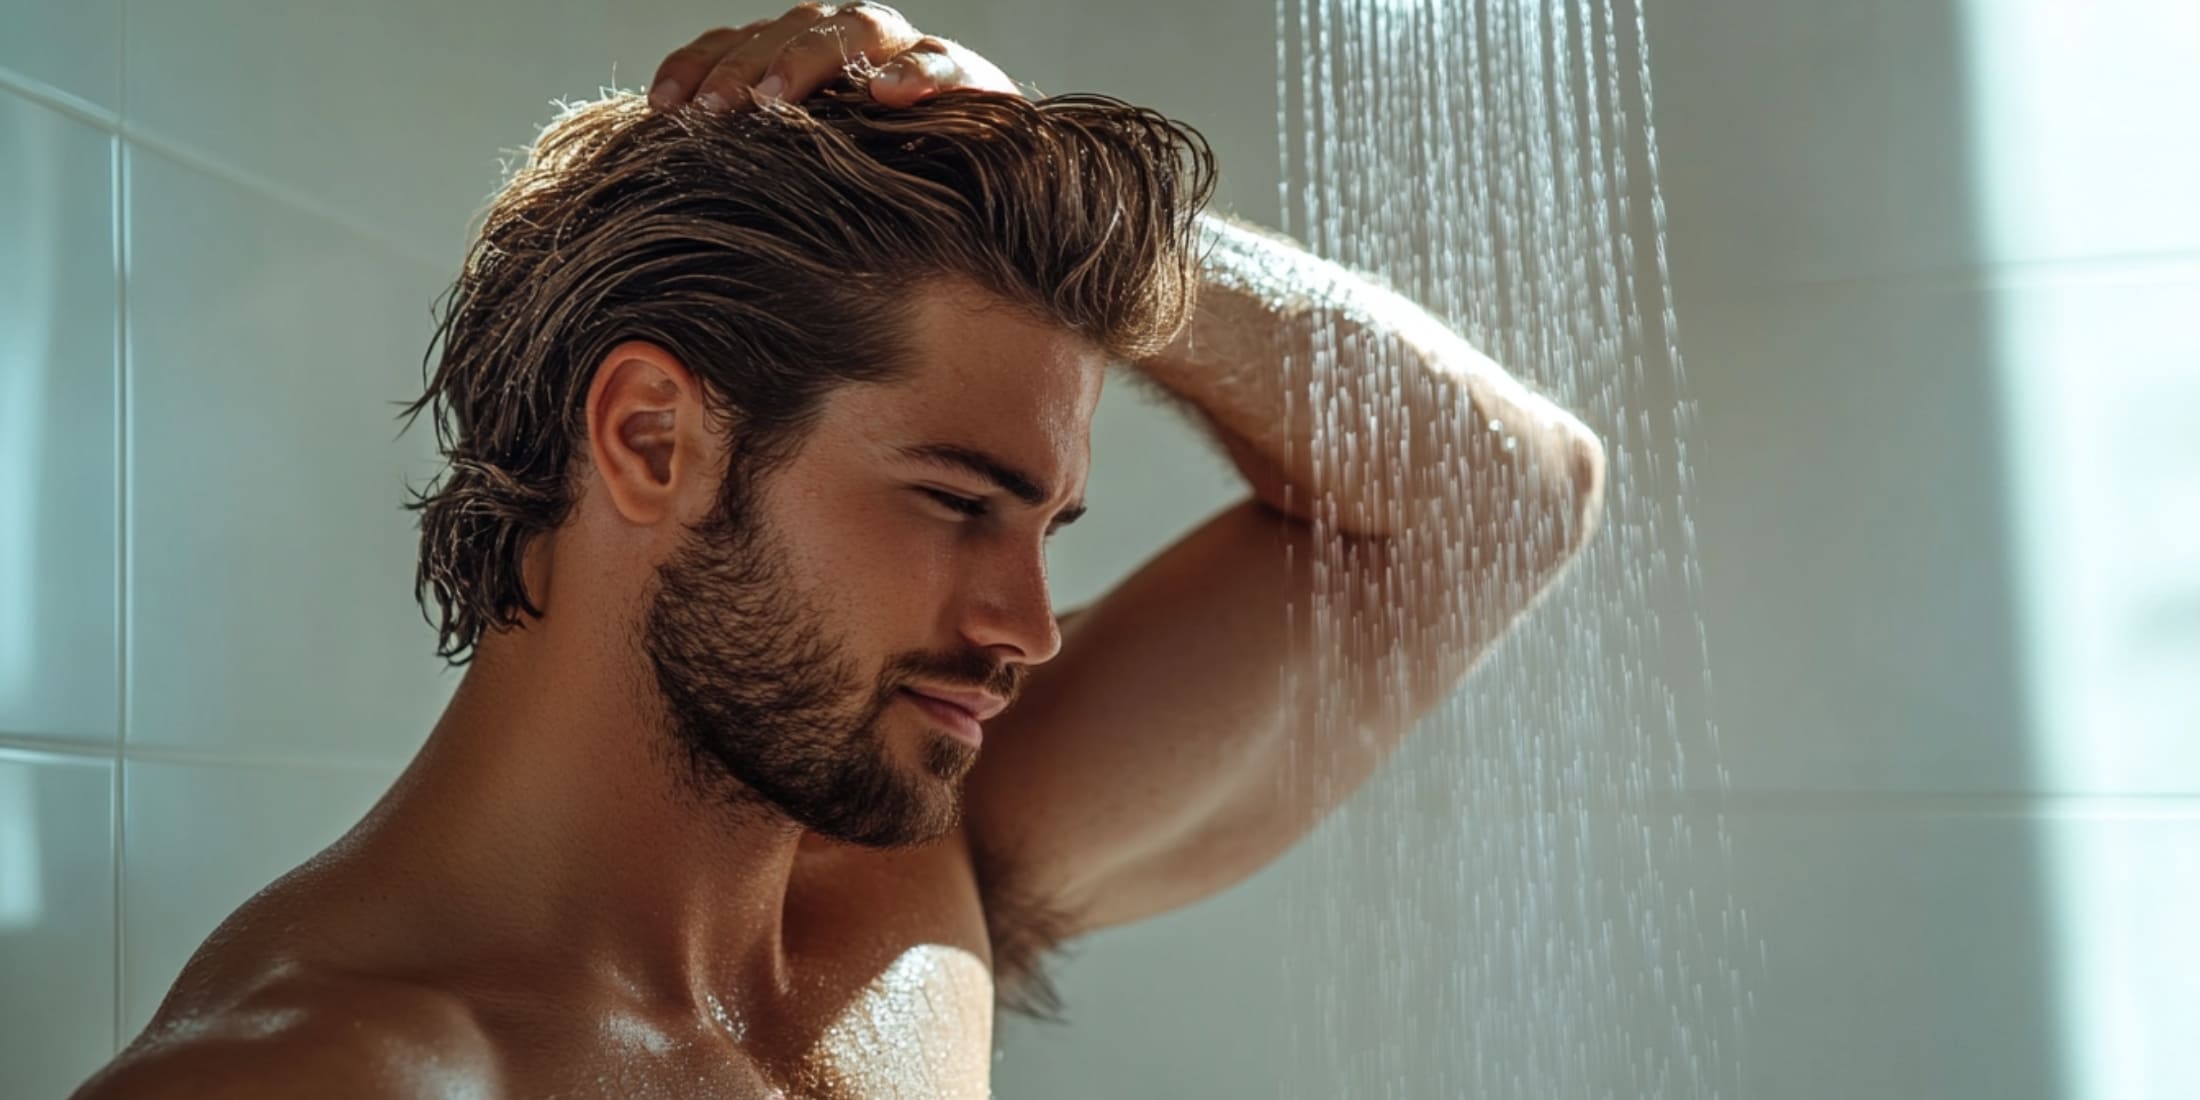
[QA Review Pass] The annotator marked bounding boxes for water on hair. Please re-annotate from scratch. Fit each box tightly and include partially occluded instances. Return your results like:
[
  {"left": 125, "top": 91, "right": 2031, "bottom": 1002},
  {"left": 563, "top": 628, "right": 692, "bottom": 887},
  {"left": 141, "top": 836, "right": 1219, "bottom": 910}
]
[{"left": 1273, "top": 1, "right": 1758, "bottom": 1096}]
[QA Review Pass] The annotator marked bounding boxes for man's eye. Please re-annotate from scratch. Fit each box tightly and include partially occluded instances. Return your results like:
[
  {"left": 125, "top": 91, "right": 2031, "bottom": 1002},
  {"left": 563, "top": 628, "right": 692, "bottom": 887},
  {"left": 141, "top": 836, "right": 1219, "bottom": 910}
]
[
  {"left": 922, "top": 489, "right": 988, "bottom": 519},
  {"left": 920, "top": 488, "right": 1063, "bottom": 541}
]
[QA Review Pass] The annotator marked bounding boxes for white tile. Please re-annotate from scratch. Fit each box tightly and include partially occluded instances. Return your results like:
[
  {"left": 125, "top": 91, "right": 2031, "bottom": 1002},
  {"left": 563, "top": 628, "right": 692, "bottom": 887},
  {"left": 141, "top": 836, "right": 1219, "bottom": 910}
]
[
  {"left": 999, "top": 792, "right": 2088, "bottom": 1100},
  {"left": 2044, "top": 811, "right": 2200, "bottom": 1100},
  {"left": 1650, "top": 0, "right": 2200, "bottom": 298},
  {"left": 124, "top": 0, "right": 604, "bottom": 264},
  {"left": 1389, "top": 800, "right": 2068, "bottom": 1100},
  {"left": 1717, "top": 809, "right": 2063, "bottom": 1099},
  {"left": 0, "top": 751, "right": 116, "bottom": 1098},
  {"left": 119, "top": 758, "right": 394, "bottom": 1040},
  {"left": 1647, "top": 0, "right": 1985, "bottom": 298},
  {"left": 1966, "top": 0, "right": 2200, "bottom": 265},
  {"left": 0, "top": 0, "right": 121, "bottom": 111},
  {"left": 126, "top": 148, "right": 458, "bottom": 762},
  {"left": 1994, "top": 271, "right": 2200, "bottom": 794},
  {"left": 1680, "top": 284, "right": 2033, "bottom": 793},
  {"left": 0, "top": 95, "right": 119, "bottom": 743},
  {"left": 1647, "top": 806, "right": 2075, "bottom": 1100}
]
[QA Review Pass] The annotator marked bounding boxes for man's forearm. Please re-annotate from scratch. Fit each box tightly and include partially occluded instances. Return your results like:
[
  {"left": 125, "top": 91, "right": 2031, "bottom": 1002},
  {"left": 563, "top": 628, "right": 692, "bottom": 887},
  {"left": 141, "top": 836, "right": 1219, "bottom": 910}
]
[{"left": 1131, "top": 214, "right": 1606, "bottom": 549}]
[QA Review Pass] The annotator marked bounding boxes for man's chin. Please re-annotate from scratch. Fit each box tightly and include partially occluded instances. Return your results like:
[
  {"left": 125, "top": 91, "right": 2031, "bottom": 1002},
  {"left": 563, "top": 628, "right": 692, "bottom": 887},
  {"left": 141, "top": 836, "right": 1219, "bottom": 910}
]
[
  {"left": 792, "top": 766, "right": 965, "bottom": 850},
  {"left": 857, "top": 785, "right": 964, "bottom": 850}
]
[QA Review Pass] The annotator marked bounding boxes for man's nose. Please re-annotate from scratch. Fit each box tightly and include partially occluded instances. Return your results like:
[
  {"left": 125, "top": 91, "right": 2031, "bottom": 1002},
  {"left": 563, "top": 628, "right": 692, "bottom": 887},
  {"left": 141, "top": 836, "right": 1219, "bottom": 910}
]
[{"left": 962, "top": 552, "right": 1061, "bottom": 666}]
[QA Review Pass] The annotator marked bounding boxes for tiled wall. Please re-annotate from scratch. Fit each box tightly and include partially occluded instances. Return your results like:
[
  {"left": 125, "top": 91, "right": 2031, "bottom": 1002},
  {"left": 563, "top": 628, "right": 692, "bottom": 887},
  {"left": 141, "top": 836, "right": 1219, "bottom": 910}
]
[
  {"left": 1960, "top": 4, "right": 2200, "bottom": 1095},
  {"left": 0, "top": 1, "right": 602, "bottom": 1092},
  {"left": 3, "top": 1, "right": 2193, "bottom": 1098}
]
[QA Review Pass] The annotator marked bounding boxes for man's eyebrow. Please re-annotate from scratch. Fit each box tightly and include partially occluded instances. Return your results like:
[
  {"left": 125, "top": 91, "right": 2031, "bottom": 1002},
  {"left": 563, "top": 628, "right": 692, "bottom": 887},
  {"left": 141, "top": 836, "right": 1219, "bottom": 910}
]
[{"left": 891, "top": 442, "right": 1088, "bottom": 527}]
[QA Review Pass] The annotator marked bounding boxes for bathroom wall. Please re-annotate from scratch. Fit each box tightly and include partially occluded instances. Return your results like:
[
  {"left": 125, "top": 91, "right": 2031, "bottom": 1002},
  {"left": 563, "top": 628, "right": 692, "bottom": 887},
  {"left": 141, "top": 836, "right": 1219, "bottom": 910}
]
[
  {"left": 0, "top": 3, "right": 600, "bottom": 1092},
  {"left": 1959, "top": 5, "right": 2200, "bottom": 1095},
  {"left": 2, "top": 1, "right": 2191, "bottom": 1097}
]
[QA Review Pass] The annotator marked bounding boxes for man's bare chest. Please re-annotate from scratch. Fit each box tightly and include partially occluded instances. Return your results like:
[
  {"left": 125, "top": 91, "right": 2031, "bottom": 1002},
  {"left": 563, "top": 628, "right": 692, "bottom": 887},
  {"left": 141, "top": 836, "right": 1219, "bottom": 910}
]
[
  {"left": 772, "top": 832, "right": 999, "bottom": 1097},
  {"left": 477, "top": 943, "right": 994, "bottom": 1098},
  {"left": 486, "top": 839, "right": 999, "bottom": 1097},
  {"left": 775, "top": 941, "right": 996, "bottom": 1098}
]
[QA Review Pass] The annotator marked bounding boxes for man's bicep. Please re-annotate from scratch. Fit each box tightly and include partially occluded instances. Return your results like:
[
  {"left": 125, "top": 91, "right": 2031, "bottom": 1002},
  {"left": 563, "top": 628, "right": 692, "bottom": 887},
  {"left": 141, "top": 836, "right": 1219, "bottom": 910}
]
[
  {"left": 960, "top": 403, "right": 1601, "bottom": 956},
  {"left": 960, "top": 496, "right": 1468, "bottom": 938},
  {"left": 961, "top": 499, "right": 1291, "bottom": 936}
]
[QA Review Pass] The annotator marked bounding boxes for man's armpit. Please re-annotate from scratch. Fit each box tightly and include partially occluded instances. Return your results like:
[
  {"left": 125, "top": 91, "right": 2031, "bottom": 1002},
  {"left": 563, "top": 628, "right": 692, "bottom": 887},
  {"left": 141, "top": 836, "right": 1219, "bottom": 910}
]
[{"left": 968, "top": 831, "right": 1081, "bottom": 1024}]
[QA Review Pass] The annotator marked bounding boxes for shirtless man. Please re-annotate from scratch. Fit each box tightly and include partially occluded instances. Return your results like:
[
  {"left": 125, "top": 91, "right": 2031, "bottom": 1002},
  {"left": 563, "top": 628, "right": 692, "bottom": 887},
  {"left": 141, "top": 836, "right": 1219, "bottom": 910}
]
[{"left": 73, "top": 5, "right": 1605, "bottom": 1096}]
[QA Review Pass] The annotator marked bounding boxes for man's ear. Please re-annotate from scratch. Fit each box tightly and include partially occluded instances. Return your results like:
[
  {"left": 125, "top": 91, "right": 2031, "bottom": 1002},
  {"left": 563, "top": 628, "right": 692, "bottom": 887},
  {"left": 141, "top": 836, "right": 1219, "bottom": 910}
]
[{"left": 583, "top": 340, "right": 716, "bottom": 526}]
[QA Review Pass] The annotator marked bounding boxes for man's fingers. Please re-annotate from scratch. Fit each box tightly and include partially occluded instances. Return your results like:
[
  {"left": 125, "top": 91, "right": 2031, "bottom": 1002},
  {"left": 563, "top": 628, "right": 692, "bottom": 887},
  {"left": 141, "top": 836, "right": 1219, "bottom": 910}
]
[
  {"left": 870, "top": 37, "right": 1018, "bottom": 108},
  {"left": 648, "top": 20, "right": 770, "bottom": 110},
  {"left": 691, "top": 3, "right": 836, "bottom": 110},
  {"left": 754, "top": 3, "right": 923, "bottom": 104},
  {"left": 651, "top": 2, "right": 1020, "bottom": 114}
]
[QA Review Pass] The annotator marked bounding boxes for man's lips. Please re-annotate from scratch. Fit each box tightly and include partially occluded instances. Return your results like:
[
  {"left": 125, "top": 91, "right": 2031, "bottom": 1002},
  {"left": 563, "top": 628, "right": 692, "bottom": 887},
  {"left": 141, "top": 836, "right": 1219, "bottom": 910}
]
[
  {"left": 901, "top": 689, "right": 986, "bottom": 747},
  {"left": 902, "top": 685, "right": 1007, "bottom": 721}
]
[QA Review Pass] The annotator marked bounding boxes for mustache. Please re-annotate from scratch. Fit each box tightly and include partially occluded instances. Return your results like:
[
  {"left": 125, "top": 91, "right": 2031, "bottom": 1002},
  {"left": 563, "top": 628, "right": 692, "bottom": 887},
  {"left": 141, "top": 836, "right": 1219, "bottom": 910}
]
[{"left": 899, "top": 653, "right": 1020, "bottom": 700}]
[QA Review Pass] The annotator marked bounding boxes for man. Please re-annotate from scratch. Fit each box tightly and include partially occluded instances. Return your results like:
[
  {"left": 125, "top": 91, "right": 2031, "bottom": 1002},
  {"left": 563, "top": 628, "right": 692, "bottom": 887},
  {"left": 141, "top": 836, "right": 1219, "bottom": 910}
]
[{"left": 75, "top": 4, "right": 1604, "bottom": 1096}]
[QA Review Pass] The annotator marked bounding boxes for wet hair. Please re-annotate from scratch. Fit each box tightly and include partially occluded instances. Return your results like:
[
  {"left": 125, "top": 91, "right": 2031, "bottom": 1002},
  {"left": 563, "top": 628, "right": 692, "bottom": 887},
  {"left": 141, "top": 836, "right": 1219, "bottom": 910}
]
[{"left": 403, "top": 86, "right": 1216, "bottom": 662}]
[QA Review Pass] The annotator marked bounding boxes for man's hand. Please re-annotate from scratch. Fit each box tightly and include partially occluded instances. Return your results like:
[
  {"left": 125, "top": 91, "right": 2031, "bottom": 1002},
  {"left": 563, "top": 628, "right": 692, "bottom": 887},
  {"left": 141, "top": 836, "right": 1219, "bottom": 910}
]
[{"left": 648, "top": 2, "right": 1018, "bottom": 113}]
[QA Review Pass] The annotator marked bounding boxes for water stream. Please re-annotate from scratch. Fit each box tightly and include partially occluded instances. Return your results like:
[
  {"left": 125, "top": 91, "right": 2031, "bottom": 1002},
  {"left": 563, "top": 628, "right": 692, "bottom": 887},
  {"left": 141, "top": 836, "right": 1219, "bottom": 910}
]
[{"left": 1272, "top": 2, "right": 1758, "bottom": 1095}]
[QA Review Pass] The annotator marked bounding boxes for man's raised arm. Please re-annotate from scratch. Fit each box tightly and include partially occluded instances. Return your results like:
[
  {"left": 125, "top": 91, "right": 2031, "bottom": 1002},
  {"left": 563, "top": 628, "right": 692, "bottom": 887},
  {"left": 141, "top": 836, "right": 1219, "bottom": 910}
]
[{"left": 962, "top": 213, "right": 1604, "bottom": 967}]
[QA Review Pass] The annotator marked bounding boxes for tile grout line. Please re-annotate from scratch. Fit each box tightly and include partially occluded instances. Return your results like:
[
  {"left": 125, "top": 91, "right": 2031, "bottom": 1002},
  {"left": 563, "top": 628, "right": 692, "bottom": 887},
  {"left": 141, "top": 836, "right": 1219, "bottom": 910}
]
[
  {"left": 113, "top": 744, "right": 412, "bottom": 775},
  {"left": 111, "top": 6, "right": 130, "bottom": 1048},
  {"left": 0, "top": 736, "right": 127, "bottom": 762},
  {"left": 0, "top": 734, "right": 413, "bottom": 776},
  {"left": 1643, "top": 789, "right": 2200, "bottom": 819},
  {"left": 0, "top": 67, "right": 116, "bottom": 131},
  {"left": 0, "top": 68, "right": 447, "bottom": 274}
]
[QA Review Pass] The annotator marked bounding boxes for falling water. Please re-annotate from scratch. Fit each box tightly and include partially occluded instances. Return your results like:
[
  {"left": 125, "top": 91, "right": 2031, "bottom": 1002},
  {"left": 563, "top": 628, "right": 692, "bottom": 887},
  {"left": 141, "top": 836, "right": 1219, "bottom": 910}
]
[{"left": 1272, "top": 1, "right": 1758, "bottom": 1096}]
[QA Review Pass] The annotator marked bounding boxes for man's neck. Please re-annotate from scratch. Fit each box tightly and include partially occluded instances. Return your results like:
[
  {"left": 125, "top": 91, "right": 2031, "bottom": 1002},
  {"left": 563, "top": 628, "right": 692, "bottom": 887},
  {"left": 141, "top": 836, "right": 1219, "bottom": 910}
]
[{"left": 340, "top": 626, "right": 805, "bottom": 1033}]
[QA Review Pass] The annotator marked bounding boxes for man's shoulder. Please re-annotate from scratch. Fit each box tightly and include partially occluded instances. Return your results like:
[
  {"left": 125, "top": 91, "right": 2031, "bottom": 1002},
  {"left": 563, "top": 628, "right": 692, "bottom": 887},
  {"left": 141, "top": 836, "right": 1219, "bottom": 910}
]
[{"left": 74, "top": 970, "right": 500, "bottom": 1099}]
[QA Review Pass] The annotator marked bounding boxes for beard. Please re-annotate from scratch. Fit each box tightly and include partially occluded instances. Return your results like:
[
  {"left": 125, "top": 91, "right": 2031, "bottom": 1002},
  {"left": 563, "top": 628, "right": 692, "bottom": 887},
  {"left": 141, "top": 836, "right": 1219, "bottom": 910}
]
[{"left": 640, "top": 467, "right": 983, "bottom": 849}]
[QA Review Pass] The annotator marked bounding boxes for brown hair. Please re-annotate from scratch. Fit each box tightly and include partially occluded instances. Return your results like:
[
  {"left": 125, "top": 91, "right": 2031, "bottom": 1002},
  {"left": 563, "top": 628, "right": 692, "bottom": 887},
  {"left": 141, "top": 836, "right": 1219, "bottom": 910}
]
[{"left": 404, "top": 87, "right": 1216, "bottom": 662}]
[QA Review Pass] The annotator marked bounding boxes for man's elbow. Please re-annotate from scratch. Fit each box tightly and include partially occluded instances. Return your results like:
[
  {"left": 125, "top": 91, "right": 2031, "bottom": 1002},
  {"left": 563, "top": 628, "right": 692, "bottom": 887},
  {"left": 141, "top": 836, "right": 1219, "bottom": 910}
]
[
  {"left": 1507, "top": 412, "right": 1605, "bottom": 587},
  {"left": 1496, "top": 413, "right": 1601, "bottom": 594},
  {"left": 1564, "top": 419, "right": 1608, "bottom": 552}
]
